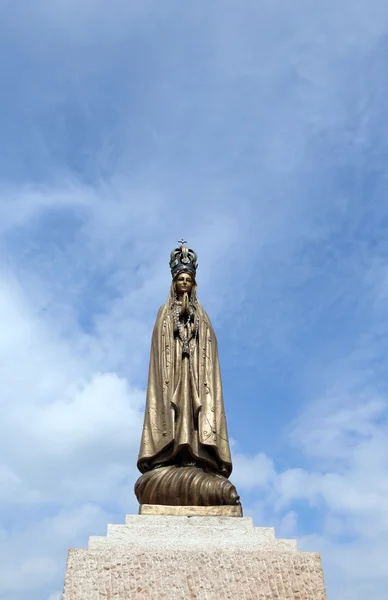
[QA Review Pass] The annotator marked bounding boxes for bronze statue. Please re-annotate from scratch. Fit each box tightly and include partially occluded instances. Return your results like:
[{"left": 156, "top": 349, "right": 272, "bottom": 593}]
[{"left": 135, "top": 241, "right": 240, "bottom": 507}]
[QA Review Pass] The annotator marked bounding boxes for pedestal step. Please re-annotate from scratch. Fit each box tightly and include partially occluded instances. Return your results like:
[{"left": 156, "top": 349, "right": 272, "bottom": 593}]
[
  {"left": 63, "top": 514, "right": 327, "bottom": 599},
  {"left": 88, "top": 515, "right": 298, "bottom": 551}
]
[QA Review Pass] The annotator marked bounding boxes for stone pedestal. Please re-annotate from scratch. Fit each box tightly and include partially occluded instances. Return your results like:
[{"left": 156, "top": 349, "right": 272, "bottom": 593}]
[
  {"left": 139, "top": 503, "right": 243, "bottom": 517},
  {"left": 63, "top": 513, "right": 327, "bottom": 599}
]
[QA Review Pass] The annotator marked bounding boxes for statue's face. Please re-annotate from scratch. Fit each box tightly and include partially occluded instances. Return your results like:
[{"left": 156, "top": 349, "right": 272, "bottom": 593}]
[{"left": 175, "top": 271, "right": 193, "bottom": 294}]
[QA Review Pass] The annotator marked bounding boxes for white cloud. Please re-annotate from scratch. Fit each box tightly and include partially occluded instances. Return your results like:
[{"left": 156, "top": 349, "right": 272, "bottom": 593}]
[
  {"left": 0, "top": 265, "right": 144, "bottom": 598},
  {"left": 232, "top": 452, "right": 276, "bottom": 490},
  {"left": 237, "top": 370, "right": 388, "bottom": 598},
  {"left": 0, "top": 504, "right": 113, "bottom": 597}
]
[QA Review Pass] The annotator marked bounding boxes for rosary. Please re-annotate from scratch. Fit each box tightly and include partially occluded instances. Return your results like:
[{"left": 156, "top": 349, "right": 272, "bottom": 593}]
[{"left": 173, "top": 300, "right": 199, "bottom": 355}]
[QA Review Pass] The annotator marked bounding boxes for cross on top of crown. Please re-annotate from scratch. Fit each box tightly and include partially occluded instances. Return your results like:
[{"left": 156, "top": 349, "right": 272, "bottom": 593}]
[{"left": 178, "top": 238, "right": 187, "bottom": 247}]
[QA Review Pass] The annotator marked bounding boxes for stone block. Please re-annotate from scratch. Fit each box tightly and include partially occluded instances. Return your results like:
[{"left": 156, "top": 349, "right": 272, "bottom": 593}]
[
  {"left": 139, "top": 503, "right": 243, "bottom": 517},
  {"left": 63, "top": 514, "right": 326, "bottom": 599}
]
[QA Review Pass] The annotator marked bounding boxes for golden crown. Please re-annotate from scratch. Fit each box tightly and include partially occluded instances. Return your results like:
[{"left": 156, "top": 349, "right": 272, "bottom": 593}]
[{"left": 169, "top": 239, "right": 198, "bottom": 278}]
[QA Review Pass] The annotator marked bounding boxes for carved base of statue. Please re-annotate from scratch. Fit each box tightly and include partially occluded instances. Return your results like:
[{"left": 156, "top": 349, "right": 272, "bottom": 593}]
[{"left": 134, "top": 465, "right": 241, "bottom": 506}]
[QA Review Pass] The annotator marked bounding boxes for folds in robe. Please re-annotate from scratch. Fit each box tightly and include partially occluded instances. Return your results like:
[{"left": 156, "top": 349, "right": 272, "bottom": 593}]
[{"left": 137, "top": 301, "right": 232, "bottom": 478}]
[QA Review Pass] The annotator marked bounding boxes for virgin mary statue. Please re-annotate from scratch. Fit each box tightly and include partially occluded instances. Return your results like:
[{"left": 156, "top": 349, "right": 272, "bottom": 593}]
[{"left": 135, "top": 242, "right": 240, "bottom": 508}]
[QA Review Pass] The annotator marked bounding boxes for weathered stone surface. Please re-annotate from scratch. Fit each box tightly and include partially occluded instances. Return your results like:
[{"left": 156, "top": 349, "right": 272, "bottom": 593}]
[
  {"left": 88, "top": 515, "right": 297, "bottom": 552},
  {"left": 63, "top": 515, "right": 327, "bottom": 599},
  {"left": 140, "top": 503, "right": 243, "bottom": 517},
  {"left": 63, "top": 548, "right": 326, "bottom": 599}
]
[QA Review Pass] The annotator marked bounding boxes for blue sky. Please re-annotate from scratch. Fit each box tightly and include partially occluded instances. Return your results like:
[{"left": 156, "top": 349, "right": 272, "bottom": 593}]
[{"left": 1, "top": 1, "right": 388, "bottom": 598}]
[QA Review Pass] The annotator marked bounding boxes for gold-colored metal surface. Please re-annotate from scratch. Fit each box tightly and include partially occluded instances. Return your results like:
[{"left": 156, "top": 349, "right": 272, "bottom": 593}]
[
  {"left": 135, "top": 465, "right": 240, "bottom": 506},
  {"left": 136, "top": 242, "right": 240, "bottom": 507},
  {"left": 137, "top": 288, "right": 232, "bottom": 475}
]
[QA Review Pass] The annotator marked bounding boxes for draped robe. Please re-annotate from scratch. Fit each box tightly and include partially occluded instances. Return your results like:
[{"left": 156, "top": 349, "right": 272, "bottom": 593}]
[{"left": 137, "top": 295, "right": 232, "bottom": 478}]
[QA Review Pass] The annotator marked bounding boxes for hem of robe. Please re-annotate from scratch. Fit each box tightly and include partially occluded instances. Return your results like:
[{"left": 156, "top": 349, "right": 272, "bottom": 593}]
[{"left": 137, "top": 441, "right": 232, "bottom": 478}]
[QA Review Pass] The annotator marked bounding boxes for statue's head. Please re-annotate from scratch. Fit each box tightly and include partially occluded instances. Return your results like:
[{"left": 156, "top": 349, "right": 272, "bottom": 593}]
[
  {"left": 169, "top": 240, "right": 198, "bottom": 302},
  {"left": 174, "top": 270, "right": 194, "bottom": 295}
]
